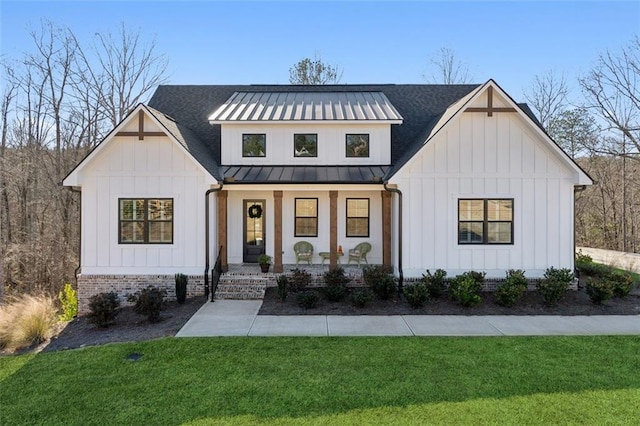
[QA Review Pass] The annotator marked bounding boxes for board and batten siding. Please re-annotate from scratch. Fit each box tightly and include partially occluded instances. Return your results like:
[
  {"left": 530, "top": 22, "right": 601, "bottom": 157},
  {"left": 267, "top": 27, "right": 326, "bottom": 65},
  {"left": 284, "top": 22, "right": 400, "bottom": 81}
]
[
  {"left": 392, "top": 111, "right": 577, "bottom": 279},
  {"left": 221, "top": 123, "right": 391, "bottom": 165},
  {"left": 79, "top": 132, "right": 210, "bottom": 275}
]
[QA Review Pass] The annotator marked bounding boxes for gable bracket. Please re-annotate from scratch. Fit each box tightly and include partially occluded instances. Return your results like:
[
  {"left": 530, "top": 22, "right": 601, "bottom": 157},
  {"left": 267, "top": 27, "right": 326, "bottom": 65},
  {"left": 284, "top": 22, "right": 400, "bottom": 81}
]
[
  {"left": 464, "top": 86, "right": 516, "bottom": 117},
  {"left": 115, "top": 110, "right": 167, "bottom": 140}
]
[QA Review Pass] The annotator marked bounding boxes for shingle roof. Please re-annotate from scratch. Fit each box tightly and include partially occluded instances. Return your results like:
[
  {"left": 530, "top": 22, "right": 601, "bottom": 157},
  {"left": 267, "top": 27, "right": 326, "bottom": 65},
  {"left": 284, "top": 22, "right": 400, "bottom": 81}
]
[
  {"left": 147, "top": 84, "right": 481, "bottom": 183},
  {"left": 208, "top": 91, "right": 403, "bottom": 122}
]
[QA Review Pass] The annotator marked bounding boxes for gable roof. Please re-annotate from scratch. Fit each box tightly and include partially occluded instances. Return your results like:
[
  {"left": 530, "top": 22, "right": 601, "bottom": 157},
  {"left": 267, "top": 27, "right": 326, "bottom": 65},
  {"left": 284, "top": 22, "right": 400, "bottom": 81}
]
[
  {"left": 63, "top": 104, "right": 219, "bottom": 186},
  {"left": 209, "top": 91, "right": 403, "bottom": 123}
]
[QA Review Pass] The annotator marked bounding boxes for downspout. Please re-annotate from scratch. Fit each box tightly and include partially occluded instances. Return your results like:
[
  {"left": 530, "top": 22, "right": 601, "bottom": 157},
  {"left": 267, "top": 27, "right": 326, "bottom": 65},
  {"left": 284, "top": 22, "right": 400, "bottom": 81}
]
[
  {"left": 69, "top": 187, "right": 82, "bottom": 288},
  {"left": 383, "top": 183, "right": 403, "bottom": 293},
  {"left": 204, "top": 183, "right": 223, "bottom": 298},
  {"left": 573, "top": 184, "right": 587, "bottom": 278}
]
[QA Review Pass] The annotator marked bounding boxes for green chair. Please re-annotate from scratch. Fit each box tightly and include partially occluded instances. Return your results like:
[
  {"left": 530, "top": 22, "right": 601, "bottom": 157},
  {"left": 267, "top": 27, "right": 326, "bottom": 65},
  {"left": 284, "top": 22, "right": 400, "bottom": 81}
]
[
  {"left": 348, "top": 242, "right": 371, "bottom": 266},
  {"left": 294, "top": 241, "right": 314, "bottom": 265}
]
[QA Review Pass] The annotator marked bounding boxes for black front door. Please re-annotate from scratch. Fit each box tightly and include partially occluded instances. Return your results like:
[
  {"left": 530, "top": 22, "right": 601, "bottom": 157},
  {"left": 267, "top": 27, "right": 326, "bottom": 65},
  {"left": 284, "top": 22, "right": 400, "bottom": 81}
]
[{"left": 243, "top": 200, "right": 265, "bottom": 263}]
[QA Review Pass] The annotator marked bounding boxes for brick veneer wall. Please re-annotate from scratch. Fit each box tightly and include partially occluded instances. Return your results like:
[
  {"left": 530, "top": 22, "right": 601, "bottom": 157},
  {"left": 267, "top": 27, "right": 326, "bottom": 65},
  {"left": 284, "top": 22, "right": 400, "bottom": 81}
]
[{"left": 77, "top": 274, "right": 205, "bottom": 313}]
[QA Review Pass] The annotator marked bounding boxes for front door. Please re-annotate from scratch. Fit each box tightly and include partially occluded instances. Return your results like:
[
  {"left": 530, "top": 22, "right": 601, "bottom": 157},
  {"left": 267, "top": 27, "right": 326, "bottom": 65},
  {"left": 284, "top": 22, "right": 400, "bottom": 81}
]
[{"left": 243, "top": 200, "right": 266, "bottom": 263}]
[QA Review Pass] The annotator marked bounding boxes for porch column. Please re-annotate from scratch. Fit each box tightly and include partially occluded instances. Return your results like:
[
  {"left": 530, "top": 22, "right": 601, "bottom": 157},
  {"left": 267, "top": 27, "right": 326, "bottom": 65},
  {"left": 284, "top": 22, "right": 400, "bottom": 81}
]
[
  {"left": 381, "top": 191, "right": 392, "bottom": 268},
  {"left": 273, "top": 191, "right": 283, "bottom": 273},
  {"left": 217, "top": 190, "right": 228, "bottom": 272},
  {"left": 330, "top": 190, "right": 338, "bottom": 270}
]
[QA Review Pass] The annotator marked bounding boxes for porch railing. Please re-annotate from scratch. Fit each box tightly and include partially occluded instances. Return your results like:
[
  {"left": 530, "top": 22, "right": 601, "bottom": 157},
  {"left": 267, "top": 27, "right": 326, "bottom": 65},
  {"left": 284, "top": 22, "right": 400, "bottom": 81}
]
[{"left": 210, "top": 245, "right": 223, "bottom": 302}]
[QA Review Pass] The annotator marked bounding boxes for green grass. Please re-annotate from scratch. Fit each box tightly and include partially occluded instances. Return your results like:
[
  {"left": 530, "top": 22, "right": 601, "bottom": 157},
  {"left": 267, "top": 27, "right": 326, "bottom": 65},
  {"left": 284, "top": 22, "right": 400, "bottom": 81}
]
[{"left": 1, "top": 337, "right": 639, "bottom": 425}]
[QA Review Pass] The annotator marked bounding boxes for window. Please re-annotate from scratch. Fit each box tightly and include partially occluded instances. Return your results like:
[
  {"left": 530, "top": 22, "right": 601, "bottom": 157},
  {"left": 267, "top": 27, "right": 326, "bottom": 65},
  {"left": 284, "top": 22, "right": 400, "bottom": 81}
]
[
  {"left": 119, "top": 198, "right": 173, "bottom": 244},
  {"left": 294, "top": 134, "right": 317, "bottom": 157},
  {"left": 242, "top": 134, "right": 266, "bottom": 157},
  {"left": 346, "top": 134, "right": 370, "bottom": 157},
  {"left": 295, "top": 198, "right": 318, "bottom": 237},
  {"left": 458, "top": 199, "right": 513, "bottom": 244},
  {"left": 346, "top": 198, "right": 369, "bottom": 237}
]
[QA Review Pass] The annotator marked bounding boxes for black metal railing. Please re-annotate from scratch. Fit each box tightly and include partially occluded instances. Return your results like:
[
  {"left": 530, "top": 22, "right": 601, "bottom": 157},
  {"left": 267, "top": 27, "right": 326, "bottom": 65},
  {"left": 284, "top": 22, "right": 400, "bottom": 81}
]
[{"left": 210, "top": 245, "right": 223, "bottom": 302}]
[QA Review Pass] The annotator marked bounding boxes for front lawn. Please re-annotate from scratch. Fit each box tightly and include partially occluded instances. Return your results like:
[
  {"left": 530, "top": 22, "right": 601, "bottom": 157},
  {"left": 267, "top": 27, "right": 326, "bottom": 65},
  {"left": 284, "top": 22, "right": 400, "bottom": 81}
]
[{"left": 1, "top": 337, "right": 639, "bottom": 425}]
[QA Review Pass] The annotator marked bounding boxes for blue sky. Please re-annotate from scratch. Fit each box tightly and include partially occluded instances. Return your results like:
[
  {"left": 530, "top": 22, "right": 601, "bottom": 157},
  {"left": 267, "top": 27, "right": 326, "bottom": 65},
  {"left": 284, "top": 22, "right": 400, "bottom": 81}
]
[{"left": 1, "top": 1, "right": 639, "bottom": 101}]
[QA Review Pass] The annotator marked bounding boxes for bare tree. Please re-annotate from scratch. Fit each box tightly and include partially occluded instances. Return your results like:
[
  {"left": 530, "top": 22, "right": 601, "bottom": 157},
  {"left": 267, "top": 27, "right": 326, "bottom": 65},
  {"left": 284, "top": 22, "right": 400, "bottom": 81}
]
[
  {"left": 289, "top": 52, "right": 343, "bottom": 85},
  {"left": 424, "top": 47, "right": 473, "bottom": 84},
  {"left": 524, "top": 70, "right": 569, "bottom": 129},
  {"left": 580, "top": 36, "right": 640, "bottom": 156}
]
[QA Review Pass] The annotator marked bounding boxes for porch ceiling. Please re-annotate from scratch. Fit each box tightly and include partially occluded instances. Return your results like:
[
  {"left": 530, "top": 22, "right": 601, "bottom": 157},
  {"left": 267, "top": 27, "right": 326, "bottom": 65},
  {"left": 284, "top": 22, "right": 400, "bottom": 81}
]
[{"left": 222, "top": 165, "right": 390, "bottom": 184}]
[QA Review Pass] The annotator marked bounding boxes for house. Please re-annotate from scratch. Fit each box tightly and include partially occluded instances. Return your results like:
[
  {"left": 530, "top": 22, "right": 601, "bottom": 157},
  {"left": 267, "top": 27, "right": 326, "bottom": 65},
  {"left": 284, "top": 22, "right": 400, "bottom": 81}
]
[{"left": 63, "top": 80, "right": 592, "bottom": 309}]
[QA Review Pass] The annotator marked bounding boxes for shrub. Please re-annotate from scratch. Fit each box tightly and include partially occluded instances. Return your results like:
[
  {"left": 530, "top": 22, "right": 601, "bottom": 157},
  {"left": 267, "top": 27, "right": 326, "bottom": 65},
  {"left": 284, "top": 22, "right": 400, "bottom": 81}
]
[
  {"left": 609, "top": 270, "right": 634, "bottom": 298},
  {"left": 585, "top": 277, "right": 614, "bottom": 305},
  {"left": 297, "top": 290, "right": 320, "bottom": 309},
  {"left": 495, "top": 269, "right": 527, "bottom": 307},
  {"left": 323, "top": 268, "right": 350, "bottom": 302},
  {"left": 88, "top": 292, "right": 121, "bottom": 328},
  {"left": 422, "top": 269, "right": 448, "bottom": 298},
  {"left": 58, "top": 283, "right": 78, "bottom": 321},
  {"left": 363, "top": 265, "right": 397, "bottom": 300},
  {"left": 175, "top": 273, "right": 188, "bottom": 304},
  {"left": 449, "top": 273, "right": 483, "bottom": 307},
  {"left": 403, "top": 281, "right": 429, "bottom": 308},
  {"left": 129, "top": 286, "right": 166, "bottom": 323},
  {"left": 0, "top": 294, "right": 57, "bottom": 351},
  {"left": 350, "top": 288, "right": 374, "bottom": 308},
  {"left": 276, "top": 275, "right": 288, "bottom": 301},
  {"left": 537, "top": 267, "right": 574, "bottom": 306},
  {"left": 576, "top": 261, "right": 611, "bottom": 278},
  {"left": 289, "top": 268, "right": 311, "bottom": 292},
  {"left": 575, "top": 249, "right": 592, "bottom": 265}
]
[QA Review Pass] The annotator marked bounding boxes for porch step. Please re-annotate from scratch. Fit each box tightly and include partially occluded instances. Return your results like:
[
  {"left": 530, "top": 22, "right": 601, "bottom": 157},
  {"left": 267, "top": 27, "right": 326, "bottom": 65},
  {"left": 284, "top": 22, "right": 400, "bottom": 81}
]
[{"left": 214, "top": 275, "right": 272, "bottom": 300}]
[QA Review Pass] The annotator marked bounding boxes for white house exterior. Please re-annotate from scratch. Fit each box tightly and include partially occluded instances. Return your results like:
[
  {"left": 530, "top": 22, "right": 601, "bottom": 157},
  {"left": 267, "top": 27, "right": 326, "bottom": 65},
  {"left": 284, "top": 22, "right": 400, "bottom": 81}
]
[{"left": 63, "top": 80, "right": 592, "bottom": 309}]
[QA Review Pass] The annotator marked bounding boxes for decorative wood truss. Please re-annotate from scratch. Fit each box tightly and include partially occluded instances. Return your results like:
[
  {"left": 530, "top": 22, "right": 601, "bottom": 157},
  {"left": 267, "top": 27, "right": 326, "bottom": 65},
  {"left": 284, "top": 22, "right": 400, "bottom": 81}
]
[
  {"left": 116, "top": 110, "right": 166, "bottom": 140},
  {"left": 464, "top": 86, "right": 516, "bottom": 117}
]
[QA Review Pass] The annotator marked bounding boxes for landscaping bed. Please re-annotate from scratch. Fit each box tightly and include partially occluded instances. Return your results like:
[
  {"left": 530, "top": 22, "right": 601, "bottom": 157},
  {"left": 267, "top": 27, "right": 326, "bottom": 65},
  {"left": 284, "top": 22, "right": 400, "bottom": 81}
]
[{"left": 258, "top": 285, "right": 640, "bottom": 316}]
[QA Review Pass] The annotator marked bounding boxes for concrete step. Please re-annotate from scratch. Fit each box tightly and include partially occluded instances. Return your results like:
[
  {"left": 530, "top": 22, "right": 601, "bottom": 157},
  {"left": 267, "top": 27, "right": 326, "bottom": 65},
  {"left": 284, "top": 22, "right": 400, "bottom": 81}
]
[{"left": 213, "top": 275, "right": 272, "bottom": 300}]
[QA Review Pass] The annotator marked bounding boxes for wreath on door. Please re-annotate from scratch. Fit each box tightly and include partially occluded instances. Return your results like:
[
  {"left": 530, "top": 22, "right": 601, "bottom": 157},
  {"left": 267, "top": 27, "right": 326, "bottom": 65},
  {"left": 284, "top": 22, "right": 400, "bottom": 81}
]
[{"left": 248, "top": 204, "right": 263, "bottom": 219}]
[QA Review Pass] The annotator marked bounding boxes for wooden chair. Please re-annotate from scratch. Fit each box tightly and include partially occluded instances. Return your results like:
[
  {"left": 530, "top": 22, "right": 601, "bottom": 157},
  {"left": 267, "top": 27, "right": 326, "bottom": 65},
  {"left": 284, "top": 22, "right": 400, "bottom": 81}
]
[
  {"left": 348, "top": 242, "right": 371, "bottom": 266},
  {"left": 294, "top": 241, "right": 314, "bottom": 265}
]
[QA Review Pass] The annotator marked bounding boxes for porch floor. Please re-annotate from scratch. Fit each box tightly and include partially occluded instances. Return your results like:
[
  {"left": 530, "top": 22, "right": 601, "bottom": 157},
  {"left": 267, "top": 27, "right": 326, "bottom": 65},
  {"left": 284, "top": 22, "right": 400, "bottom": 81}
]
[{"left": 223, "top": 263, "right": 369, "bottom": 277}]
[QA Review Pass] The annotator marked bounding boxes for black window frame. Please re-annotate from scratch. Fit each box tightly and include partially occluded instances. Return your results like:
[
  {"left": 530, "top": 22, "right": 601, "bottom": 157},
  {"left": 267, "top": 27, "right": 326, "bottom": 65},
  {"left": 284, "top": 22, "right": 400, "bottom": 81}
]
[
  {"left": 458, "top": 198, "right": 513, "bottom": 245},
  {"left": 293, "top": 133, "right": 318, "bottom": 158},
  {"left": 346, "top": 198, "right": 370, "bottom": 238},
  {"left": 242, "top": 133, "right": 266, "bottom": 157},
  {"left": 345, "top": 134, "right": 370, "bottom": 158},
  {"left": 294, "top": 198, "right": 318, "bottom": 237},
  {"left": 118, "top": 198, "right": 174, "bottom": 244}
]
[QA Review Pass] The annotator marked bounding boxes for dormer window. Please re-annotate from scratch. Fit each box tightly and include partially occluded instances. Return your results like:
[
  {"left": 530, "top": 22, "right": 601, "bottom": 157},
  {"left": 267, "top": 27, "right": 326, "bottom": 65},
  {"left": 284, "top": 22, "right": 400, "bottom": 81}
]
[
  {"left": 242, "top": 134, "right": 266, "bottom": 157},
  {"left": 294, "top": 134, "right": 317, "bottom": 157},
  {"left": 346, "top": 134, "right": 370, "bottom": 157}
]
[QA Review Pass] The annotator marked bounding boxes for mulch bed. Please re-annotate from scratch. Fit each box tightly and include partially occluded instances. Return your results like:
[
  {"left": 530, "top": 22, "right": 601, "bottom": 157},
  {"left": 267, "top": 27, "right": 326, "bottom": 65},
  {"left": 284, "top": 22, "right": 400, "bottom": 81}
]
[{"left": 258, "top": 286, "right": 640, "bottom": 316}]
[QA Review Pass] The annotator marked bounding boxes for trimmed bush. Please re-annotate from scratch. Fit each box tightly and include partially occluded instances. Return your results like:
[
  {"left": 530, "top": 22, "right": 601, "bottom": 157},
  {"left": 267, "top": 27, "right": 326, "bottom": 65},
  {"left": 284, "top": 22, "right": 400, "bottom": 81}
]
[
  {"left": 129, "top": 286, "right": 166, "bottom": 323},
  {"left": 449, "top": 273, "right": 483, "bottom": 307},
  {"left": 58, "top": 283, "right": 78, "bottom": 321},
  {"left": 495, "top": 269, "right": 527, "bottom": 307},
  {"left": 403, "top": 281, "right": 429, "bottom": 308},
  {"left": 350, "top": 288, "right": 374, "bottom": 308},
  {"left": 88, "top": 292, "right": 120, "bottom": 328},
  {"left": 297, "top": 290, "right": 320, "bottom": 309},
  {"left": 537, "top": 267, "right": 574, "bottom": 306},
  {"left": 289, "top": 268, "right": 312, "bottom": 292},
  {"left": 422, "top": 269, "right": 448, "bottom": 299},
  {"left": 585, "top": 277, "right": 614, "bottom": 305},
  {"left": 0, "top": 294, "right": 57, "bottom": 351},
  {"left": 276, "top": 275, "right": 288, "bottom": 301},
  {"left": 610, "top": 270, "right": 634, "bottom": 298},
  {"left": 175, "top": 273, "right": 188, "bottom": 304},
  {"left": 363, "top": 265, "right": 397, "bottom": 300},
  {"left": 324, "top": 268, "right": 350, "bottom": 302}
]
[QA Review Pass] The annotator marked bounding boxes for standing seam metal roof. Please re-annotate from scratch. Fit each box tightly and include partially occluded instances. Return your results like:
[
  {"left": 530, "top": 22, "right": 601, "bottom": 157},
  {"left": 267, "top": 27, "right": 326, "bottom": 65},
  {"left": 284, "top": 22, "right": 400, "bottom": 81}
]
[{"left": 208, "top": 91, "right": 403, "bottom": 122}]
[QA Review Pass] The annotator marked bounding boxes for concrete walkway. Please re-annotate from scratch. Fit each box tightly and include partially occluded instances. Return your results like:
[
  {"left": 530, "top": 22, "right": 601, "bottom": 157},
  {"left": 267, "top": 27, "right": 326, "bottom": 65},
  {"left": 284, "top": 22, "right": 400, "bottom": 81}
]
[{"left": 175, "top": 300, "right": 640, "bottom": 337}]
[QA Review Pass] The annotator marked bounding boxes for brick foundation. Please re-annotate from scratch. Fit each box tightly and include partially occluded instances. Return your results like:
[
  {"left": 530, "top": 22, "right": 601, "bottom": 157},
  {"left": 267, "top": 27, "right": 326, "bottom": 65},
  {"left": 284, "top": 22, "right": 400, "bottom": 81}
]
[{"left": 77, "top": 274, "right": 205, "bottom": 313}]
